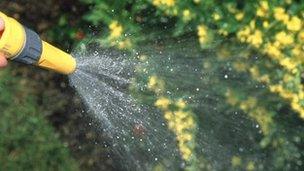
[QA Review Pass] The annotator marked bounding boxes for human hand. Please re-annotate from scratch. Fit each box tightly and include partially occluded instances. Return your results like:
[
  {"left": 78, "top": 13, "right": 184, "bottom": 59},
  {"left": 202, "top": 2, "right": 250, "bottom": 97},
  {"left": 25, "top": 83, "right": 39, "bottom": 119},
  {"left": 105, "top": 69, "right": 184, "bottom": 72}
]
[{"left": 0, "top": 17, "right": 7, "bottom": 68}]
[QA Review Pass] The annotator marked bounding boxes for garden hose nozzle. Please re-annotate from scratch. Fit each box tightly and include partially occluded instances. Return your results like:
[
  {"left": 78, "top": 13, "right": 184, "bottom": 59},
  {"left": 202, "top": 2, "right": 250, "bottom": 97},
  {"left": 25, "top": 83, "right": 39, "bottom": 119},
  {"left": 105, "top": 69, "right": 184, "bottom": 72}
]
[{"left": 0, "top": 12, "right": 76, "bottom": 75}]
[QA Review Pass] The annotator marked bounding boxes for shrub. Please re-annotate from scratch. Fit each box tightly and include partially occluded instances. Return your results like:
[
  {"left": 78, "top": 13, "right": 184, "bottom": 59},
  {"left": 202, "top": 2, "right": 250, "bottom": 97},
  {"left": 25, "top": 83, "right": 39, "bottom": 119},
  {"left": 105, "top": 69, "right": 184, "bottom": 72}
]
[{"left": 48, "top": 0, "right": 304, "bottom": 170}]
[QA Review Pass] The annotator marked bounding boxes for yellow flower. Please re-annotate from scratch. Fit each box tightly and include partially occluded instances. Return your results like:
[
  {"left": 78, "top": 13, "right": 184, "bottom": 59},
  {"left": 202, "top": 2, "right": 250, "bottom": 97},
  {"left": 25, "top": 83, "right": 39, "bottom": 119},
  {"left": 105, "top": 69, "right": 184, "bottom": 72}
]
[
  {"left": 249, "top": 20, "right": 256, "bottom": 30},
  {"left": 298, "top": 31, "right": 304, "bottom": 42},
  {"left": 109, "top": 21, "right": 123, "bottom": 39},
  {"left": 164, "top": 111, "right": 174, "bottom": 120},
  {"left": 218, "top": 29, "right": 228, "bottom": 36},
  {"left": 147, "top": 75, "right": 165, "bottom": 93},
  {"left": 184, "top": 117, "right": 195, "bottom": 128},
  {"left": 231, "top": 156, "right": 242, "bottom": 167},
  {"left": 180, "top": 133, "right": 193, "bottom": 141},
  {"left": 180, "top": 146, "right": 192, "bottom": 160},
  {"left": 256, "top": 1, "right": 269, "bottom": 17},
  {"left": 247, "top": 30, "right": 263, "bottom": 48},
  {"left": 275, "top": 31, "right": 294, "bottom": 46},
  {"left": 152, "top": 0, "right": 162, "bottom": 6},
  {"left": 299, "top": 91, "right": 304, "bottom": 99},
  {"left": 183, "top": 9, "right": 190, "bottom": 17},
  {"left": 168, "top": 121, "right": 175, "bottom": 130},
  {"left": 148, "top": 75, "right": 158, "bottom": 89},
  {"left": 164, "top": 0, "right": 175, "bottom": 6},
  {"left": 237, "top": 26, "right": 251, "bottom": 42},
  {"left": 263, "top": 21, "right": 269, "bottom": 28},
  {"left": 155, "top": 97, "right": 171, "bottom": 109},
  {"left": 264, "top": 43, "right": 282, "bottom": 59},
  {"left": 118, "top": 38, "right": 132, "bottom": 49},
  {"left": 175, "top": 110, "right": 188, "bottom": 120},
  {"left": 212, "top": 13, "right": 221, "bottom": 21},
  {"left": 235, "top": 12, "right": 244, "bottom": 21},
  {"left": 153, "top": 0, "right": 176, "bottom": 7},
  {"left": 269, "top": 83, "right": 304, "bottom": 119},
  {"left": 176, "top": 124, "right": 186, "bottom": 132},
  {"left": 176, "top": 99, "right": 186, "bottom": 109},
  {"left": 198, "top": 25, "right": 207, "bottom": 36},
  {"left": 279, "top": 58, "right": 297, "bottom": 71},
  {"left": 292, "top": 46, "right": 301, "bottom": 57},
  {"left": 260, "top": 1, "right": 269, "bottom": 10},
  {"left": 157, "top": 96, "right": 197, "bottom": 162},
  {"left": 269, "top": 84, "right": 283, "bottom": 93},
  {"left": 246, "top": 161, "right": 255, "bottom": 171},
  {"left": 227, "top": 4, "right": 237, "bottom": 13},
  {"left": 197, "top": 24, "right": 209, "bottom": 44},
  {"left": 237, "top": 24, "right": 263, "bottom": 47},
  {"left": 274, "top": 7, "right": 289, "bottom": 23},
  {"left": 300, "top": 111, "right": 304, "bottom": 119},
  {"left": 193, "top": 0, "right": 200, "bottom": 4},
  {"left": 285, "top": 0, "right": 292, "bottom": 4},
  {"left": 287, "top": 16, "right": 302, "bottom": 31},
  {"left": 259, "top": 74, "right": 270, "bottom": 83},
  {"left": 182, "top": 9, "right": 192, "bottom": 21},
  {"left": 291, "top": 101, "right": 301, "bottom": 111}
]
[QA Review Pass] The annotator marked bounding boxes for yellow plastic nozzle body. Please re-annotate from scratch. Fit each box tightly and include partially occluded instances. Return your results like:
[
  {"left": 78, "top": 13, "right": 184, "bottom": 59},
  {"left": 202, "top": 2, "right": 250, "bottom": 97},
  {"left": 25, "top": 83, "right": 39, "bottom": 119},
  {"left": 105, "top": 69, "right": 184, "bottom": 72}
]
[
  {"left": 38, "top": 41, "right": 76, "bottom": 75},
  {"left": 0, "top": 11, "right": 76, "bottom": 75},
  {"left": 0, "top": 12, "right": 25, "bottom": 58}
]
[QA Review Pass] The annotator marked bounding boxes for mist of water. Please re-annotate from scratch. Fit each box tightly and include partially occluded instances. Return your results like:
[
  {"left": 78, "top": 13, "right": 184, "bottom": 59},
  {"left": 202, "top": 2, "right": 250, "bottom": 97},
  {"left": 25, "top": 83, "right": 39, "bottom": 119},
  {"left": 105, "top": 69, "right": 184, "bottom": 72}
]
[
  {"left": 69, "top": 42, "right": 182, "bottom": 170},
  {"left": 69, "top": 38, "right": 264, "bottom": 170}
]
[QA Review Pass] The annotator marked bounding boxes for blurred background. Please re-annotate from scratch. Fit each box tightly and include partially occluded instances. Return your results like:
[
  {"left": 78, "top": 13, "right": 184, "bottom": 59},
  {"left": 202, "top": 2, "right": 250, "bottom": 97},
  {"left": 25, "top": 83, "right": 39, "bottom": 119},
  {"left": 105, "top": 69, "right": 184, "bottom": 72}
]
[{"left": 0, "top": 0, "right": 303, "bottom": 171}]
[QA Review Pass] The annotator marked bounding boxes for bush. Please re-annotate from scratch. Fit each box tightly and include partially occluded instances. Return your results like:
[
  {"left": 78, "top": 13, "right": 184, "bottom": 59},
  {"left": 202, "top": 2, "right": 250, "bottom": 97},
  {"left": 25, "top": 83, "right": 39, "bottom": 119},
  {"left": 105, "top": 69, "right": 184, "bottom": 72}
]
[{"left": 31, "top": 0, "right": 304, "bottom": 170}]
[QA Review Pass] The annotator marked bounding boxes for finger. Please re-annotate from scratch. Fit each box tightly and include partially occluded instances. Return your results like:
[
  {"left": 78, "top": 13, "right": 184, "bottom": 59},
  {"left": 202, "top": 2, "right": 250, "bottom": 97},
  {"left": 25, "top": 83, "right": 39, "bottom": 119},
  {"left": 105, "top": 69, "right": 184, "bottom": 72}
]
[
  {"left": 0, "top": 17, "right": 4, "bottom": 31},
  {"left": 0, "top": 53, "right": 8, "bottom": 68}
]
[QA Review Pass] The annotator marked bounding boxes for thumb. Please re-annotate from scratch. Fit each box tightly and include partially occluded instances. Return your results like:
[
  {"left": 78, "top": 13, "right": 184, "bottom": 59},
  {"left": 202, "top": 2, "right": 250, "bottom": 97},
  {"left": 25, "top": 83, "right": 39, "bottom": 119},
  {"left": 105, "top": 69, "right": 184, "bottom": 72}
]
[{"left": 0, "top": 17, "right": 7, "bottom": 68}]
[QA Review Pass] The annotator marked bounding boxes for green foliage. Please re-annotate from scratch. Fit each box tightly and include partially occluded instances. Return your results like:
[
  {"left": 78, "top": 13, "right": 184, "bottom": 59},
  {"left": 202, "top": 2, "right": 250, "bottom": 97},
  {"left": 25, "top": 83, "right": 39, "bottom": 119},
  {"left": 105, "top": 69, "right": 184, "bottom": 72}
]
[
  {"left": 47, "top": 0, "right": 304, "bottom": 170},
  {"left": 0, "top": 68, "right": 78, "bottom": 171}
]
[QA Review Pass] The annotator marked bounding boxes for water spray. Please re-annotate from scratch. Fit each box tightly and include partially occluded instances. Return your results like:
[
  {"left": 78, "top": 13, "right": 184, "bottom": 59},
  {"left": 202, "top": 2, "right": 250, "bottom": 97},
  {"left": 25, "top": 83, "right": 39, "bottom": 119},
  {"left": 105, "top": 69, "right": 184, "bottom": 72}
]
[
  {"left": 0, "top": 12, "right": 76, "bottom": 74},
  {"left": 0, "top": 11, "right": 206, "bottom": 170}
]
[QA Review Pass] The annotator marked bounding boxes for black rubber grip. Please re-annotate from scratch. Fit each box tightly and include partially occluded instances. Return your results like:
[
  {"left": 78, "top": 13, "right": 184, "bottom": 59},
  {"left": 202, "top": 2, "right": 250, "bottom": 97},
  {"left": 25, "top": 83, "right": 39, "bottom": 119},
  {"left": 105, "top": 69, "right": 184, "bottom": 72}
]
[{"left": 13, "top": 27, "right": 42, "bottom": 65}]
